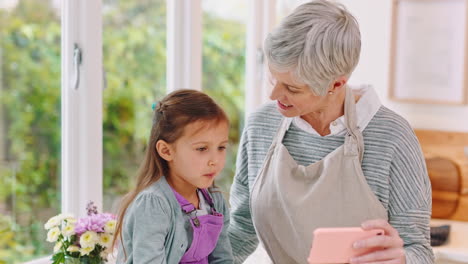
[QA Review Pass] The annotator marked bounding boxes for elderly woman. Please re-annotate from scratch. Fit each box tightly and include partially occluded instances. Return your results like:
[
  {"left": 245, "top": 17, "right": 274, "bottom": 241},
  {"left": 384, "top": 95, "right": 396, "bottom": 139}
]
[{"left": 228, "top": 0, "right": 433, "bottom": 264}]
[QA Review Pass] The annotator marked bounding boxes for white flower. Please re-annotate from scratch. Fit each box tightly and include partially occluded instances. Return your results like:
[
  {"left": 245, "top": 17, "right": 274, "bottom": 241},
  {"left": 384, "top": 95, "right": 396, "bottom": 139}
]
[
  {"left": 62, "top": 223, "right": 76, "bottom": 238},
  {"left": 80, "top": 245, "right": 95, "bottom": 256},
  {"left": 57, "top": 213, "right": 74, "bottom": 220},
  {"left": 99, "top": 233, "right": 113, "bottom": 248},
  {"left": 100, "top": 251, "right": 109, "bottom": 260},
  {"left": 80, "top": 231, "right": 98, "bottom": 248},
  {"left": 61, "top": 214, "right": 77, "bottom": 224},
  {"left": 53, "top": 241, "right": 62, "bottom": 253},
  {"left": 46, "top": 227, "right": 61, "bottom": 242},
  {"left": 67, "top": 245, "right": 80, "bottom": 253},
  {"left": 66, "top": 217, "right": 77, "bottom": 224},
  {"left": 104, "top": 220, "right": 116, "bottom": 234},
  {"left": 44, "top": 216, "right": 61, "bottom": 230}
]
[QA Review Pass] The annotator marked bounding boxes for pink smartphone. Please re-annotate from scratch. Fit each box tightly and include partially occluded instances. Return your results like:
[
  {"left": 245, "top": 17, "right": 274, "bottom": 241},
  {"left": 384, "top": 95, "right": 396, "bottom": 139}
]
[{"left": 308, "top": 227, "right": 384, "bottom": 264}]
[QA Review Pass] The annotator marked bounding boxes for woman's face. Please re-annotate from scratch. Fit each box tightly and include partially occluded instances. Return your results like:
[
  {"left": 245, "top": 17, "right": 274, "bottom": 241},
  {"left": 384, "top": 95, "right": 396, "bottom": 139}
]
[{"left": 268, "top": 68, "right": 330, "bottom": 118}]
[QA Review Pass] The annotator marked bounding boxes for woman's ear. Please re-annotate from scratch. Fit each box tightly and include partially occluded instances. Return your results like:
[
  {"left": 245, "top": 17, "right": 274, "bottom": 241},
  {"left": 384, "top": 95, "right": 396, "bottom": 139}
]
[
  {"left": 329, "top": 76, "right": 348, "bottom": 93},
  {"left": 156, "top": 140, "right": 173, "bottom": 162}
]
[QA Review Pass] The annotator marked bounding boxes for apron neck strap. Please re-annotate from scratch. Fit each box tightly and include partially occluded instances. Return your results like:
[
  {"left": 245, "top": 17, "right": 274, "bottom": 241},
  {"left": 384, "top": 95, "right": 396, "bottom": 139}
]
[
  {"left": 343, "top": 86, "right": 364, "bottom": 162},
  {"left": 272, "top": 86, "right": 364, "bottom": 162},
  {"left": 274, "top": 118, "right": 293, "bottom": 146}
]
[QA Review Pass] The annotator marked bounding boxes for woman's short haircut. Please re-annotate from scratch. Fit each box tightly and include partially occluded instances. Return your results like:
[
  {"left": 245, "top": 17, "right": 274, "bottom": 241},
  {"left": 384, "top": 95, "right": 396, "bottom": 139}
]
[{"left": 264, "top": 0, "right": 361, "bottom": 96}]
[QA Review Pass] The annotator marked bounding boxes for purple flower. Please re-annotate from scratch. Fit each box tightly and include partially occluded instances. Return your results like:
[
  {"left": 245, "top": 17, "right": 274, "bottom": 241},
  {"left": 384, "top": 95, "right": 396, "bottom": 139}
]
[
  {"left": 86, "top": 201, "right": 99, "bottom": 216},
  {"left": 74, "top": 213, "right": 115, "bottom": 235}
]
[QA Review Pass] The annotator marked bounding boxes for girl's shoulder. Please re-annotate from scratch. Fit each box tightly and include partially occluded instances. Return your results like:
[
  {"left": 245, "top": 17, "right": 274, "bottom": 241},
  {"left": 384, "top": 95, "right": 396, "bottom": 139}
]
[{"left": 129, "top": 178, "right": 176, "bottom": 216}]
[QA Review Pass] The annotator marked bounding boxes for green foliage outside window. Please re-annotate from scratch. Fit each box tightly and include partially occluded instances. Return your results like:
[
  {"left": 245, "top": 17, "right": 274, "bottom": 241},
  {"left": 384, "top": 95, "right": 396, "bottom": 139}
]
[{"left": 0, "top": 0, "right": 245, "bottom": 262}]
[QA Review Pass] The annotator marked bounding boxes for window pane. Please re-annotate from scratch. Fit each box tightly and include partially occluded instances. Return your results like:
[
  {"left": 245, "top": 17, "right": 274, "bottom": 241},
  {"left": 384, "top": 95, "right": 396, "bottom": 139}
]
[
  {"left": 202, "top": 0, "right": 247, "bottom": 192},
  {"left": 102, "top": 0, "right": 166, "bottom": 213},
  {"left": 0, "top": 0, "right": 61, "bottom": 262}
]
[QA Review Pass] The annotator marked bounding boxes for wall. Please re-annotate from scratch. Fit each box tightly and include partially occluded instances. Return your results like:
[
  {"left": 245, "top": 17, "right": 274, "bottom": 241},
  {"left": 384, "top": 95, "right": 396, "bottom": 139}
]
[{"left": 345, "top": 0, "right": 468, "bottom": 132}]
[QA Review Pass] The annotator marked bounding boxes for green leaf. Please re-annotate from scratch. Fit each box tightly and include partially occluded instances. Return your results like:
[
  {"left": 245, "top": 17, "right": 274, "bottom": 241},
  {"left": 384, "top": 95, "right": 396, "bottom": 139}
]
[{"left": 51, "top": 252, "right": 65, "bottom": 264}]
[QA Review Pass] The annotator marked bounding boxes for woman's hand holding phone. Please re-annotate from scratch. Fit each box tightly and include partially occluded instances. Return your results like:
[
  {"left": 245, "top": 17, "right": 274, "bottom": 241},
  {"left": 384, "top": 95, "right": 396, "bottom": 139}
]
[{"left": 349, "top": 219, "right": 406, "bottom": 264}]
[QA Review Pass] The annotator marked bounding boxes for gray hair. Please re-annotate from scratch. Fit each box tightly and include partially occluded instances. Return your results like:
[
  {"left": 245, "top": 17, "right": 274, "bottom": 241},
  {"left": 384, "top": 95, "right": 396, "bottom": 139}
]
[{"left": 264, "top": 0, "right": 361, "bottom": 96}]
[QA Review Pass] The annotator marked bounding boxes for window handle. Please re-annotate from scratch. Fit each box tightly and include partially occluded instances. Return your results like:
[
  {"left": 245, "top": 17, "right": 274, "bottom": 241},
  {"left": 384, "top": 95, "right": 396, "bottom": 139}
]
[{"left": 73, "top": 43, "right": 82, "bottom": 90}]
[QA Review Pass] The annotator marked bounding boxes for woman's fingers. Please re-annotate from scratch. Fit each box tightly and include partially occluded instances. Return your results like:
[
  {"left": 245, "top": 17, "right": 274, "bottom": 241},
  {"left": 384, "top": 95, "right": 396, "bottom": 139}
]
[
  {"left": 349, "top": 219, "right": 406, "bottom": 264},
  {"left": 349, "top": 247, "right": 405, "bottom": 264},
  {"left": 353, "top": 233, "right": 403, "bottom": 249},
  {"left": 361, "top": 219, "right": 398, "bottom": 237},
  {"left": 352, "top": 260, "right": 403, "bottom": 264}
]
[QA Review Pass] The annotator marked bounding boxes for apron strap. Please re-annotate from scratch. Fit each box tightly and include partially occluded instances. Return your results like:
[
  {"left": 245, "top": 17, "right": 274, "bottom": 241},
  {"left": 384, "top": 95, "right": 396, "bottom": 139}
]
[
  {"left": 271, "top": 87, "right": 363, "bottom": 162},
  {"left": 343, "top": 86, "right": 364, "bottom": 162},
  {"left": 274, "top": 118, "right": 293, "bottom": 147}
]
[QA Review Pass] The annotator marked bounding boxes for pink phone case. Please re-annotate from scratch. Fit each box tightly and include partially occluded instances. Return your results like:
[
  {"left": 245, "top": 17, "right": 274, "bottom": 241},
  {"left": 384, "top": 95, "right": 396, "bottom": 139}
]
[{"left": 308, "top": 227, "right": 384, "bottom": 264}]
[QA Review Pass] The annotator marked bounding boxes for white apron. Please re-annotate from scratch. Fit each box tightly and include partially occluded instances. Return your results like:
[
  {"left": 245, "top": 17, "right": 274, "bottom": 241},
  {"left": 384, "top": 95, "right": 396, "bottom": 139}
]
[{"left": 250, "top": 87, "right": 388, "bottom": 264}]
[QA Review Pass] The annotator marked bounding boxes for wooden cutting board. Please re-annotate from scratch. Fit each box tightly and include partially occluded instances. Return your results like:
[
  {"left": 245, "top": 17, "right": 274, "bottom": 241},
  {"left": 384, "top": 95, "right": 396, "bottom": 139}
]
[{"left": 415, "top": 130, "right": 468, "bottom": 221}]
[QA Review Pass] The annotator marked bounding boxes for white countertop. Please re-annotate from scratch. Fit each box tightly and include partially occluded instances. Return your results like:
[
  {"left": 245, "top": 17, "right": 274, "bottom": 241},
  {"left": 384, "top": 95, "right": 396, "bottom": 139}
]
[{"left": 431, "top": 219, "right": 468, "bottom": 264}]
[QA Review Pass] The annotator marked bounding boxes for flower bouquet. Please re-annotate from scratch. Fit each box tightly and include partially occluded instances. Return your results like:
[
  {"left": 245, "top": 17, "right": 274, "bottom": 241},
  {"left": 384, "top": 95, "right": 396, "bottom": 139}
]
[{"left": 44, "top": 201, "right": 116, "bottom": 264}]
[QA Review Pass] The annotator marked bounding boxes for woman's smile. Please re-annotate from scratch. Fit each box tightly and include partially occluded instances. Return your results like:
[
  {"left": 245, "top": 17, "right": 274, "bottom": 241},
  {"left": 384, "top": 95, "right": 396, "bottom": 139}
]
[{"left": 277, "top": 100, "right": 293, "bottom": 110}]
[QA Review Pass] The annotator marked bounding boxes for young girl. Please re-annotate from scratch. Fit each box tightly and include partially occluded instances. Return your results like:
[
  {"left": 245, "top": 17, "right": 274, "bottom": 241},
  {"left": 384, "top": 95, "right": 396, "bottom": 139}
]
[{"left": 113, "top": 89, "right": 233, "bottom": 264}]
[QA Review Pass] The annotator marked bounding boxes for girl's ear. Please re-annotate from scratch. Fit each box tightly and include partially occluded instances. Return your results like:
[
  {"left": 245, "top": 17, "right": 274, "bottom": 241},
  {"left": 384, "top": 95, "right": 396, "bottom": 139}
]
[{"left": 156, "top": 140, "right": 173, "bottom": 162}]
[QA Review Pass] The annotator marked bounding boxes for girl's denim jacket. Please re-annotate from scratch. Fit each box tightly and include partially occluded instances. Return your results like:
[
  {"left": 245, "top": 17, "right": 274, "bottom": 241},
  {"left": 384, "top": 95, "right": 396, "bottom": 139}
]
[{"left": 117, "top": 177, "right": 233, "bottom": 264}]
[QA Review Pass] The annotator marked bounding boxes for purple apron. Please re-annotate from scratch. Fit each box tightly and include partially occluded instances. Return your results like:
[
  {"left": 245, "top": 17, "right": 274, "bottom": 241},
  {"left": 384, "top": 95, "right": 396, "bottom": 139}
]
[{"left": 171, "top": 188, "right": 224, "bottom": 264}]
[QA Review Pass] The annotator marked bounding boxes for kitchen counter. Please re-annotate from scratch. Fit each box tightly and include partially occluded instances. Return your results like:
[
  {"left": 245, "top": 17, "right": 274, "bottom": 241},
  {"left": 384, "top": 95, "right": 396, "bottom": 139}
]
[{"left": 431, "top": 219, "right": 468, "bottom": 264}]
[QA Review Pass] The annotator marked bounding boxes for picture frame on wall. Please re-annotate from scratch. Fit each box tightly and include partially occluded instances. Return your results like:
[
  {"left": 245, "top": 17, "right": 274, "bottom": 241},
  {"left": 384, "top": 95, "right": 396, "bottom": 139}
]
[{"left": 389, "top": 0, "right": 468, "bottom": 105}]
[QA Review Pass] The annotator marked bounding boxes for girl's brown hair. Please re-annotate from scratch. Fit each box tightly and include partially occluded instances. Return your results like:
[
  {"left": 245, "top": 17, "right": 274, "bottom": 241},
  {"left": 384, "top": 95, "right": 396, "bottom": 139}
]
[{"left": 112, "top": 89, "right": 229, "bottom": 252}]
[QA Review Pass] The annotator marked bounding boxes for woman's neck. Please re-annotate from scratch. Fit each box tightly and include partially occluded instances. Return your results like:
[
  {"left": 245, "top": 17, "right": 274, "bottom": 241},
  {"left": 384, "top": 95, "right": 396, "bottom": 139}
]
[
  {"left": 301, "top": 90, "right": 347, "bottom": 136},
  {"left": 301, "top": 90, "right": 361, "bottom": 136}
]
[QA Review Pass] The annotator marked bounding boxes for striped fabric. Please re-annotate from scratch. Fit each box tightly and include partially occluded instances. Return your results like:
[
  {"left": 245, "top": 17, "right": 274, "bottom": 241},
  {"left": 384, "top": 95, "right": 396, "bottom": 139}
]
[{"left": 228, "top": 102, "right": 434, "bottom": 264}]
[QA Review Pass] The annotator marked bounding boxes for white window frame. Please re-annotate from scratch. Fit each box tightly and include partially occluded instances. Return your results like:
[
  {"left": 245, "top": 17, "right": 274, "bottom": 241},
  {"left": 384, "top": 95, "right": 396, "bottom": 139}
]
[
  {"left": 244, "top": 0, "right": 276, "bottom": 118},
  {"left": 27, "top": 0, "right": 103, "bottom": 264},
  {"left": 26, "top": 1, "right": 103, "bottom": 263},
  {"left": 166, "top": 0, "right": 202, "bottom": 92},
  {"left": 61, "top": 0, "right": 103, "bottom": 217}
]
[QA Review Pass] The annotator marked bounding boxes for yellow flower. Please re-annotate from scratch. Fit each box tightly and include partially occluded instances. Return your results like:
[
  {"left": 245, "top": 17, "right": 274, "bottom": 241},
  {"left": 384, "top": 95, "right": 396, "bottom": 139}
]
[
  {"left": 80, "top": 231, "right": 98, "bottom": 248},
  {"left": 62, "top": 223, "right": 75, "bottom": 237},
  {"left": 99, "top": 233, "right": 113, "bottom": 248},
  {"left": 104, "top": 220, "right": 116, "bottom": 234},
  {"left": 67, "top": 245, "right": 80, "bottom": 253},
  {"left": 44, "top": 216, "right": 60, "bottom": 230},
  {"left": 54, "top": 241, "right": 62, "bottom": 253},
  {"left": 47, "top": 227, "right": 61, "bottom": 242},
  {"left": 80, "top": 245, "right": 95, "bottom": 256}
]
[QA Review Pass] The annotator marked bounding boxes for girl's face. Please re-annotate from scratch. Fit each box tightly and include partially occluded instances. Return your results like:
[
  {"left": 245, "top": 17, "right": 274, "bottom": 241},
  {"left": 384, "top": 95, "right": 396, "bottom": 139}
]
[{"left": 164, "top": 120, "right": 229, "bottom": 190}]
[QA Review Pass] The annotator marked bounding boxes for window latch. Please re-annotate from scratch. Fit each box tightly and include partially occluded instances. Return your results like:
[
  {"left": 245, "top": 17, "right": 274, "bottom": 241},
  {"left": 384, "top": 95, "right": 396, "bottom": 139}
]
[{"left": 73, "top": 43, "right": 82, "bottom": 90}]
